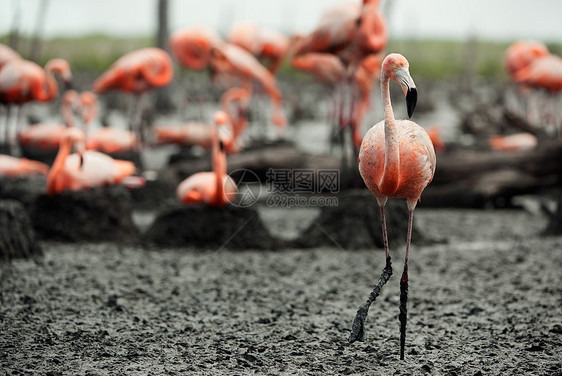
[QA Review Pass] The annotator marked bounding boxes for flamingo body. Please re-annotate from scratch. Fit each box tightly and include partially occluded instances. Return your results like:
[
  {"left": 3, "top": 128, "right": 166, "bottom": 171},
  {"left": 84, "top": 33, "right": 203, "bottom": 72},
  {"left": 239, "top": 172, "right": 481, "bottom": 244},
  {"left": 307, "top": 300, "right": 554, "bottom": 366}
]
[
  {"left": 86, "top": 127, "right": 137, "bottom": 154},
  {"left": 169, "top": 27, "right": 223, "bottom": 70},
  {"left": 0, "top": 154, "right": 49, "bottom": 177},
  {"left": 228, "top": 23, "right": 290, "bottom": 73},
  {"left": 0, "top": 58, "right": 71, "bottom": 104},
  {"left": 489, "top": 132, "right": 537, "bottom": 152},
  {"left": 93, "top": 48, "right": 173, "bottom": 94},
  {"left": 359, "top": 119, "right": 435, "bottom": 206},
  {"left": 504, "top": 40, "right": 549, "bottom": 80},
  {"left": 513, "top": 54, "right": 562, "bottom": 93},
  {"left": 176, "top": 172, "right": 237, "bottom": 207},
  {"left": 47, "top": 128, "right": 136, "bottom": 196}
]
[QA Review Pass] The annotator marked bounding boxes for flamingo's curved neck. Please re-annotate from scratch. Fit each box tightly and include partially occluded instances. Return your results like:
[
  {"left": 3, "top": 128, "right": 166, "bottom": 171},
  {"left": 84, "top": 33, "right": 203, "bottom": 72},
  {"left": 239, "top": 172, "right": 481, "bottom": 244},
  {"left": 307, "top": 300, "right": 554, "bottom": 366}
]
[
  {"left": 379, "top": 73, "right": 400, "bottom": 195},
  {"left": 47, "top": 136, "right": 71, "bottom": 196}
]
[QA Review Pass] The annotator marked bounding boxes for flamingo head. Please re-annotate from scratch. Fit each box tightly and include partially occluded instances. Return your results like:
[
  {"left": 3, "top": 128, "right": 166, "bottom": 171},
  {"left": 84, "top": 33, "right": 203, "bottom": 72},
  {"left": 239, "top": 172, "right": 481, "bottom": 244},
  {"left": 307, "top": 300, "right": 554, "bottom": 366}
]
[
  {"left": 45, "top": 58, "right": 73, "bottom": 85},
  {"left": 382, "top": 53, "right": 417, "bottom": 118},
  {"left": 213, "top": 111, "right": 229, "bottom": 126}
]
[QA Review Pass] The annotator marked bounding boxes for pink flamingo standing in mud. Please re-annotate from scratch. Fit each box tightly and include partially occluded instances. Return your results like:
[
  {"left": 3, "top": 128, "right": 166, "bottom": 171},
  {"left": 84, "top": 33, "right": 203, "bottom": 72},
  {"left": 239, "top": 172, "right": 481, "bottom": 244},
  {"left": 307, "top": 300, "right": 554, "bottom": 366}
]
[
  {"left": 92, "top": 47, "right": 174, "bottom": 149},
  {"left": 176, "top": 111, "right": 237, "bottom": 207},
  {"left": 349, "top": 53, "right": 436, "bottom": 361}
]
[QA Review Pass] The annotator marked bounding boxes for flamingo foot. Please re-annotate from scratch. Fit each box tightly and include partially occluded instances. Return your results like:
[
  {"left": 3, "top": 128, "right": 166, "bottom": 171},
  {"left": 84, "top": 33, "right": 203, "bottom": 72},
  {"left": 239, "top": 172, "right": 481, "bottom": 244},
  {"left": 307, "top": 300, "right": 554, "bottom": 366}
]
[{"left": 348, "top": 263, "right": 393, "bottom": 343}]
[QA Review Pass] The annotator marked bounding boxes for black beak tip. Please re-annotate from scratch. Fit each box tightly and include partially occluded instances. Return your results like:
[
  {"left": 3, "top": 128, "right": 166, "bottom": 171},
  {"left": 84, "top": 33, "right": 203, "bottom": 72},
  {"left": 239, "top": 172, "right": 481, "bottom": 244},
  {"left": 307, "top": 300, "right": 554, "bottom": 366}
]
[
  {"left": 406, "top": 88, "right": 417, "bottom": 118},
  {"left": 219, "top": 140, "right": 225, "bottom": 152}
]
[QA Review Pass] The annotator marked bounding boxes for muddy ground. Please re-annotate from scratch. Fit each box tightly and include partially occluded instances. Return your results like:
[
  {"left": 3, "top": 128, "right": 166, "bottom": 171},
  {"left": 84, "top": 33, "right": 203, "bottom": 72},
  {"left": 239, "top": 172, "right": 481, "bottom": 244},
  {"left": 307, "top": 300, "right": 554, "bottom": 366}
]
[{"left": 1, "top": 205, "right": 561, "bottom": 375}]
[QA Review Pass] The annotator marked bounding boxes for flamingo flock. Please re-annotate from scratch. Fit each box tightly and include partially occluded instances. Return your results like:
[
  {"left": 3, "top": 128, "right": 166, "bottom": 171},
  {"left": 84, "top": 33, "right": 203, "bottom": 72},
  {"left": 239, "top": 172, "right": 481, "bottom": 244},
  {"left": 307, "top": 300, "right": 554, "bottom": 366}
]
[{"left": 2, "top": 0, "right": 562, "bottom": 362}]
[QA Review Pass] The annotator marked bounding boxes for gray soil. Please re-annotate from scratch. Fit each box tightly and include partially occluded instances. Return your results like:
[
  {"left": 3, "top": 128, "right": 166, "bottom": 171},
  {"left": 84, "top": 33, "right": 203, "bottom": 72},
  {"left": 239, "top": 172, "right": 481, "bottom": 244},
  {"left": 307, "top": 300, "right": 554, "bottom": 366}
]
[{"left": 1, "top": 206, "right": 562, "bottom": 375}]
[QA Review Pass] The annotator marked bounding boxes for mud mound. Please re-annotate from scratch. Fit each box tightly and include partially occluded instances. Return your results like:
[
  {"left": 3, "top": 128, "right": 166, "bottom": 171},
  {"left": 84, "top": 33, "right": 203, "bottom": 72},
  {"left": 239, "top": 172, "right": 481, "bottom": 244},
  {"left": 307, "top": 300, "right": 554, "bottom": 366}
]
[
  {"left": 30, "top": 186, "right": 139, "bottom": 242},
  {"left": 0, "top": 176, "right": 47, "bottom": 209},
  {"left": 0, "top": 199, "right": 42, "bottom": 261},
  {"left": 143, "top": 204, "right": 282, "bottom": 250},
  {"left": 291, "top": 189, "right": 423, "bottom": 249}
]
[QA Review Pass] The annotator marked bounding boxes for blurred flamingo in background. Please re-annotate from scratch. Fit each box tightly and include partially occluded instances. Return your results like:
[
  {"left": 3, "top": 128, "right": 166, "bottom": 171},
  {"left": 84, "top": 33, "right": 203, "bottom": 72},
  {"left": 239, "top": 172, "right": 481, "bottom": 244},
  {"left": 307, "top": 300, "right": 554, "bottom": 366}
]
[
  {"left": 220, "top": 86, "right": 251, "bottom": 143},
  {"left": 176, "top": 111, "right": 237, "bottom": 206},
  {"left": 76, "top": 91, "right": 137, "bottom": 154},
  {"left": 503, "top": 40, "right": 550, "bottom": 121},
  {"left": 210, "top": 43, "right": 287, "bottom": 137},
  {"left": 92, "top": 47, "right": 174, "bottom": 149},
  {"left": 513, "top": 52, "right": 562, "bottom": 136},
  {"left": 292, "top": 0, "right": 387, "bottom": 154},
  {"left": 169, "top": 26, "right": 224, "bottom": 72},
  {"left": 228, "top": 22, "right": 290, "bottom": 74},
  {"left": 350, "top": 54, "right": 435, "bottom": 361},
  {"left": 426, "top": 125, "right": 446, "bottom": 153},
  {"left": 170, "top": 27, "right": 286, "bottom": 139},
  {"left": 291, "top": 52, "right": 345, "bottom": 129},
  {"left": 0, "top": 58, "right": 72, "bottom": 151},
  {"left": 489, "top": 132, "right": 538, "bottom": 152},
  {"left": 0, "top": 154, "right": 49, "bottom": 177},
  {"left": 18, "top": 89, "right": 79, "bottom": 151},
  {"left": 169, "top": 26, "right": 225, "bottom": 115},
  {"left": 46, "top": 127, "right": 141, "bottom": 196},
  {"left": 155, "top": 88, "right": 246, "bottom": 154},
  {"left": 353, "top": 52, "right": 383, "bottom": 151}
]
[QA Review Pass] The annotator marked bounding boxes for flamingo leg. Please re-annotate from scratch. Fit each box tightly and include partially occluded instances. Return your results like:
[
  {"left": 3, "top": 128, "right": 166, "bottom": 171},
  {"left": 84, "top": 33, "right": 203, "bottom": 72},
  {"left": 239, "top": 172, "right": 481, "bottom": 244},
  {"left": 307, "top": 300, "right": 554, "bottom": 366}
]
[
  {"left": 399, "top": 208, "right": 414, "bottom": 360},
  {"left": 130, "top": 93, "right": 144, "bottom": 150},
  {"left": 349, "top": 205, "right": 393, "bottom": 343}
]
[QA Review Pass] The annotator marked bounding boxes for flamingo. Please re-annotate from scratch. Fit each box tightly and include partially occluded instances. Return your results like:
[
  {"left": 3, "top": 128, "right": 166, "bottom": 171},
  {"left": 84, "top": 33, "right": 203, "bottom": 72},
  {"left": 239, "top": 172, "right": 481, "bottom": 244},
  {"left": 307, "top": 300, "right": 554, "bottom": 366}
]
[
  {"left": 176, "top": 112, "right": 237, "bottom": 206},
  {"left": 74, "top": 91, "right": 137, "bottom": 154},
  {"left": 155, "top": 86, "right": 247, "bottom": 154},
  {"left": 426, "top": 125, "right": 446, "bottom": 153},
  {"left": 228, "top": 22, "right": 290, "bottom": 74},
  {"left": 489, "top": 132, "right": 538, "bottom": 152},
  {"left": 210, "top": 43, "right": 287, "bottom": 136},
  {"left": 0, "top": 58, "right": 72, "bottom": 150},
  {"left": 18, "top": 89, "right": 79, "bottom": 150},
  {"left": 0, "top": 154, "right": 49, "bottom": 177},
  {"left": 503, "top": 40, "right": 550, "bottom": 121},
  {"left": 92, "top": 47, "right": 174, "bottom": 149},
  {"left": 353, "top": 52, "right": 383, "bottom": 151},
  {"left": 169, "top": 26, "right": 224, "bottom": 71},
  {"left": 219, "top": 86, "right": 251, "bottom": 143},
  {"left": 46, "top": 127, "right": 139, "bottom": 196},
  {"left": 292, "top": 0, "right": 387, "bottom": 160},
  {"left": 349, "top": 54, "right": 436, "bottom": 361},
  {"left": 169, "top": 26, "right": 224, "bottom": 113},
  {"left": 513, "top": 53, "right": 562, "bottom": 135}
]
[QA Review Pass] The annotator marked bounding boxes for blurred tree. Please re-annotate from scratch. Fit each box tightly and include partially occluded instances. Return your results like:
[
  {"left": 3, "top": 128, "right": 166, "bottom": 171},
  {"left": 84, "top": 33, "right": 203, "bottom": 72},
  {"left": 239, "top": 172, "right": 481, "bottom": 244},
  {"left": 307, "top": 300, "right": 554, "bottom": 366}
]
[
  {"left": 29, "top": 0, "right": 49, "bottom": 62},
  {"left": 154, "top": 0, "right": 175, "bottom": 112}
]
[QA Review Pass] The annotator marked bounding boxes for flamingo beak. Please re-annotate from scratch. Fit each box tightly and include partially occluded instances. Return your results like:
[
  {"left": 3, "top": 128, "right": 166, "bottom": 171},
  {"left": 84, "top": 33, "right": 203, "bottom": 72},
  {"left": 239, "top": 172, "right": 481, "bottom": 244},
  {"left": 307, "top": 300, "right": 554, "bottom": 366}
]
[
  {"left": 395, "top": 67, "right": 417, "bottom": 118},
  {"left": 406, "top": 88, "right": 417, "bottom": 118}
]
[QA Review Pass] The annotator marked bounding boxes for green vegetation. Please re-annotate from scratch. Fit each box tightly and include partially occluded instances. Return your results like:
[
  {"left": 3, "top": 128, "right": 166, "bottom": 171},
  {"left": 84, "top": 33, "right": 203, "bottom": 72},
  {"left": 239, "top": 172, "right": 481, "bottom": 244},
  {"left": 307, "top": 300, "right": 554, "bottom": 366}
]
[{"left": 2, "top": 33, "right": 561, "bottom": 82}]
